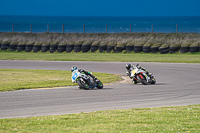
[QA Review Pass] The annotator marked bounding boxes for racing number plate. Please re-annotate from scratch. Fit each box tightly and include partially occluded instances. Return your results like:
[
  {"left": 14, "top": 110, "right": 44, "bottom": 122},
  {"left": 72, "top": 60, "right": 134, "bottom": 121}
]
[{"left": 72, "top": 73, "right": 78, "bottom": 80}]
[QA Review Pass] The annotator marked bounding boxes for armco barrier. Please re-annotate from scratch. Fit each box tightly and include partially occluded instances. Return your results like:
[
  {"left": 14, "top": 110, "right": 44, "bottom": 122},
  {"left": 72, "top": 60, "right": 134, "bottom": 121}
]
[
  {"left": 125, "top": 46, "right": 133, "bottom": 52},
  {"left": 190, "top": 46, "right": 199, "bottom": 53},
  {"left": 50, "top": 45, "right": 58, "bottom": 53},
  {"left": 9, "top": 44, "right": 17, "bottom": 51},
  {"left": 91, "top": 45, "right": 99, "bottom": 52},
  {"left": 1, "top": 44, "right": 200, "bottom": 54},
  {"left": 17, "top": 45, "right": 25, "bottom": 52},
  {"left": 57, "top": 45, "right": 66, "bottom": 53},
  {"left": 74, "top": 45, "right": 82, "bottom": 52},
  {"left": 143, "top": 46, "right": 151, "bottom": 53},
  {"left": 150, "top": 47, "right": 159, "bottom": 53},
  {"left": 180, "top": 47, "right": 190, "bottom": 53},
  {"left": 134, "top": 46, "right": 143, "bottom": 53},
  {"left": 159, "top": 47, "right": 169, "bottom": 54},
  {"left": 99, "top": 45, "right": 107, "bottom": 53},
  {"left": 169, "top": 47, "right": 180, "bottom": 53},
  {"left": 41, "top": 45, "right": 50, "bottom": 52},
  {"left": 66, "top": 45, "right": 74, "bottom": 53},
  {"left": 81, "top": 44, "right": 91, "bottom": 53},
  {"left": 25, "top": 45, "right": 33, "bottom": 52},
  {"left": 33, "top": 45, "right": 41, "bottom": 53},
  {"left": 106, "top": 46, "right": 115, "bottom": 53}
]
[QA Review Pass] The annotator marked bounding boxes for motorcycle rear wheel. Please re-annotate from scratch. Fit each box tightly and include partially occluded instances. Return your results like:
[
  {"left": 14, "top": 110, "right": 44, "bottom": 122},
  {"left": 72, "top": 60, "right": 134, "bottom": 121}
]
[{"left": 77, "top": 78, "right": 89, "bottom": 90}]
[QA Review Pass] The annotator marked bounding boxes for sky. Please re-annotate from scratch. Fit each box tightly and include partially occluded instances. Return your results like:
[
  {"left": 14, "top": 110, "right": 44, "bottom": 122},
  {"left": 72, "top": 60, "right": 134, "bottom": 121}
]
[{"left": 1, "top": 0, "right": 200, "bottom": 16}]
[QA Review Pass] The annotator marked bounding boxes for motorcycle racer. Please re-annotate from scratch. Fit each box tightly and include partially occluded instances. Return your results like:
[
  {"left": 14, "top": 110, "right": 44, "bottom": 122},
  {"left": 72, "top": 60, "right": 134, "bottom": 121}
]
[
  {"left": 125, "top": 63, "right": 150, "bottom": 84},
  {"left": 71, "top": 66, "right": 99, "bottom": 83}
]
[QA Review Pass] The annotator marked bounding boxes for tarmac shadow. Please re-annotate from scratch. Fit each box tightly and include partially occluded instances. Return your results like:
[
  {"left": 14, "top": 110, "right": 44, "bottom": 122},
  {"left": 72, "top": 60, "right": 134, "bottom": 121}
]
[
  {"left": 153, "top": 83, "right": 167, "bottom": 85},
  {"left": 133, "top": 83, "right": 167, "bottom": 86}
]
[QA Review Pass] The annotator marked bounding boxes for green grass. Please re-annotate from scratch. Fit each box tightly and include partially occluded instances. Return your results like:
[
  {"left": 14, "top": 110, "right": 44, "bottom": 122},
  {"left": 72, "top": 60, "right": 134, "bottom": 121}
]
[
  {"left": 0, "top": 51, "right": 200, "bottom": 63},
  {"left": 0, "top": 105, "right": 199, "bottom": 133},
  {"left": 0, "top": 69, "right": 121, "bottom": 92}
]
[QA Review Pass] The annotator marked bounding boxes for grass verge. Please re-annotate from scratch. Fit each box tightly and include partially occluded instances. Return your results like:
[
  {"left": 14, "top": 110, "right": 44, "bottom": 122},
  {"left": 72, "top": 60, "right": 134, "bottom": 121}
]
[
  {"left": 0, "top": 69, "right": 121, "bottom": 92},
  {"left": 0, "top": 51, "right": 200, "bottom": 63},
  {"left": 0, "top": 105, "right": 199, "bottom": 132}
]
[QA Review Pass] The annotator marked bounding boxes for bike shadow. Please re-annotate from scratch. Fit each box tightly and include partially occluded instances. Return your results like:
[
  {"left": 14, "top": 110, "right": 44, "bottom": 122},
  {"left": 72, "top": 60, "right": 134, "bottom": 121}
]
[
  {"left": 135, "top": 83, "right": 167, "bottom": 85},
  {"left": 83, "top": 87, "right": 114, "bottom": 91}
]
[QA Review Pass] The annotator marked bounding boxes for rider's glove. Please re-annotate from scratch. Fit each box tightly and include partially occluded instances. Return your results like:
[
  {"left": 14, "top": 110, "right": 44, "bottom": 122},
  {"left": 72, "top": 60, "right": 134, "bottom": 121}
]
[
  {"left": 136, "top": 64, "right": 141, "bottom": 69},
  {"left": 126, "top": 72, "right": 130, "bottom": 76}
]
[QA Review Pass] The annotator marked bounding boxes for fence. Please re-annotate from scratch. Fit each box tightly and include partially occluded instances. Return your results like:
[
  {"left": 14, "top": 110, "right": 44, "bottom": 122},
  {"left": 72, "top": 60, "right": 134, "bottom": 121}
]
[{"left": 7, "top": 24, "right": 182, "bottom": 33}]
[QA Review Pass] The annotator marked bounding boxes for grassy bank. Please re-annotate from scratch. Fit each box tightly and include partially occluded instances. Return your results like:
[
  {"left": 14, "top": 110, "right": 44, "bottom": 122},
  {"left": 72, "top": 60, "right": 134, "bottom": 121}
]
[
  {"left": 0, "top": 105, "right": 199, "bottom": 132},
  {"left": 0, "top": 51, "right": 200, "bottom": 63},
  {"left": 0, "top": 69, "right": 121, "bottom": 92},
  {"left": 0, "top": 32, "right": 200, "bottom": 49}
]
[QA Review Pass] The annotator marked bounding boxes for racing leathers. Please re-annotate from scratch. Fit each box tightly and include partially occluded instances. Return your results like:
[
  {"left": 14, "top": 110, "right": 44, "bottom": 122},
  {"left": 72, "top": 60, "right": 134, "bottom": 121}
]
[
  {"left": 126, "top": 64, "right": 149, "bottom": 84},
  {"left": 78, "top": 69, "right": 99, "bottom": 82}
]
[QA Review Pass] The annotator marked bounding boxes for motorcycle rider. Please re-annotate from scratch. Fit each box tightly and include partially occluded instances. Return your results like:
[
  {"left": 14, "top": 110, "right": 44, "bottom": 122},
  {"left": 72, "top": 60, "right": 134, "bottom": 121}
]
[
  {"left": 71, "top": 66, "right": 99, "bottom": 83},
  {"left": 125, "top": 63, "right": 150, "bottom": 84}
]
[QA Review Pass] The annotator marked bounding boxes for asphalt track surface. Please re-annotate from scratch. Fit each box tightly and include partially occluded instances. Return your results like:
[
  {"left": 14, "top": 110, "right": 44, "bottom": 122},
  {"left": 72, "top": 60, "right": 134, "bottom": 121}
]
[{"left": 0, "top": 60, "right": 200, "bottom": 119}]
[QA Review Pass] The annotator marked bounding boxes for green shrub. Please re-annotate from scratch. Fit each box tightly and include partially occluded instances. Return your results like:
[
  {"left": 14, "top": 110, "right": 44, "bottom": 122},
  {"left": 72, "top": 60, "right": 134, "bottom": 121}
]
[
  {"left": 92, "top": 41, "right": 100, "bottom": 46},
  {"left": 152, "top": 43, "right": 162, "bottom": 47},
  {"left": 18, "top": 41, "right": 26, "bottom": 45},
  {"left": 160, "top": 43, "right": 170, "bottom": 48}
]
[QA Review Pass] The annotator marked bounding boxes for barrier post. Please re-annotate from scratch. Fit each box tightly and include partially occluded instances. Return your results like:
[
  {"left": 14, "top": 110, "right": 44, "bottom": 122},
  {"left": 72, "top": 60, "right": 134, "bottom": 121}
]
[
  {"left": 62, "top": 24, "right": 64, "bottom": 33},
  {"left": 83, "top": 24, "right": 85, "bottom": 33},
  {"left": 12, "top": 24, "right": 14, "bottom": 32},
  {"left": 106, "top": 24, "right": 107, "bottom": 33},
  {"left": 47, "top": 24, "right": 49, "bottom": 33},
  {"left": 30, "top": 24, "right": 32, "bottom": 33}
]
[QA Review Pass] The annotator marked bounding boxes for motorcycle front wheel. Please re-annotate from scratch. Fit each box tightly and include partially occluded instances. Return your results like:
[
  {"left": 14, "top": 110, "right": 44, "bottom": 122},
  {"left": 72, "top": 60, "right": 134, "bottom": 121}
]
[
  {"left": 77, "top": 78, "right": 89, "bottom": 90},
  {"left": 151, "top": 77, "right": 156, "bottom": 84},
  {"left": 136, "top": 75, "right": 150, "bottom": 85},
  {"left": 96, "top": 80, "right": 103, "bottom": 89}
]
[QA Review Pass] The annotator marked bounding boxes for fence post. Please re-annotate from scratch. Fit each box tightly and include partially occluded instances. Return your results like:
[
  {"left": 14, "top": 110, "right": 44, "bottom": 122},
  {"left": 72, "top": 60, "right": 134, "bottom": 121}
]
[
  {"left": 30, "top": 24, "right": 32, "bottom": 33},
  {"left": 152, "top": 24, "right": 153, "bottom": 33},
  {"left": 62, "top": 24, "right": 64, "bottom": 33},
  {"left": 106, "top": 24, "right": 107, "bottom": 33},
  {"left": 176, "top": 24, "right": 178, "bottom": 34},
  {"left": 12, "top": 24, "right": 14, "bottom": 32},
  {"left": 83, "top": 24, "right": 85, "bottom": 33},
  {"left": 47, "top": 24, "right": 49, "bottom": 33},
  {"left": 130, "top": 24, "right": 131, "bottom": 33}
]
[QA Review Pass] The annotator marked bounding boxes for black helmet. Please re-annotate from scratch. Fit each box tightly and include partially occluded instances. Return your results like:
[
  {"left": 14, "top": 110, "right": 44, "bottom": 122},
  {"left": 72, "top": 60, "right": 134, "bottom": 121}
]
[
  {"left": 71, "top": 66, "right": 77, "bottom": 72},
  {"left": 126, "top": 63, "right": 132, "bottom": 70}
]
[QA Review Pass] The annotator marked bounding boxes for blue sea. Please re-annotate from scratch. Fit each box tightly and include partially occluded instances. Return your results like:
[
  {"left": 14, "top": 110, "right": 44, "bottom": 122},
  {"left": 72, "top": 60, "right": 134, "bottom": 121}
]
[{"left": 0, "top": 15, "right": 200, "bottom": 33}]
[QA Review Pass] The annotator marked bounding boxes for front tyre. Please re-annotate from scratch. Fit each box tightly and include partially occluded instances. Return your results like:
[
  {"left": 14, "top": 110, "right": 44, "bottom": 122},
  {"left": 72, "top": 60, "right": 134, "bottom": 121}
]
[
  {"left": 151, "top": 77, "right": 156, "bottom": 84},
  {"left": 136, "top": 75, "right": 150, "bottom": 85},
  {"left": 96, "top": 81, "right": 103, "bottom": 89},
  {"left": 77, "top": 78, "right": 89, "bottom": 90}
]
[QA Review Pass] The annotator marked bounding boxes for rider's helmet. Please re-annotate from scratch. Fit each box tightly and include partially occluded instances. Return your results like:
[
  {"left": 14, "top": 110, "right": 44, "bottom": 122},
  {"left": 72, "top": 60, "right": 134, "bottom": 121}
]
[
  {"left": 125, "top": 63, "right": 133, "bottom": 70},
  {"left": 71, "top": 66, "right": 77, "bottom": 72}
]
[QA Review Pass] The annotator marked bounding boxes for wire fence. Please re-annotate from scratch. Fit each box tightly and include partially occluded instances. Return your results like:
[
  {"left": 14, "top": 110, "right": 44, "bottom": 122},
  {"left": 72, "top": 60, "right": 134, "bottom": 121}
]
[{"left": 1, "top": 23, "right": 198, "bottom": 33}]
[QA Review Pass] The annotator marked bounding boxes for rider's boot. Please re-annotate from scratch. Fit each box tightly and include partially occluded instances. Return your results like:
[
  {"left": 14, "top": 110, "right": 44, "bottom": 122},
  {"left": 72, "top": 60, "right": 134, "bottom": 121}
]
[
  {"left": 92, "top": 76, "right": 100, "bottom": 83},
  {"left": 94, "top": 78, "right": 100, "bottom": 83},
  {"left": 148, "top": 72, "right": 153, "bottom": 76},
  {"left": 132, "top": 79, "right": 137, "bottom": 84}
]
